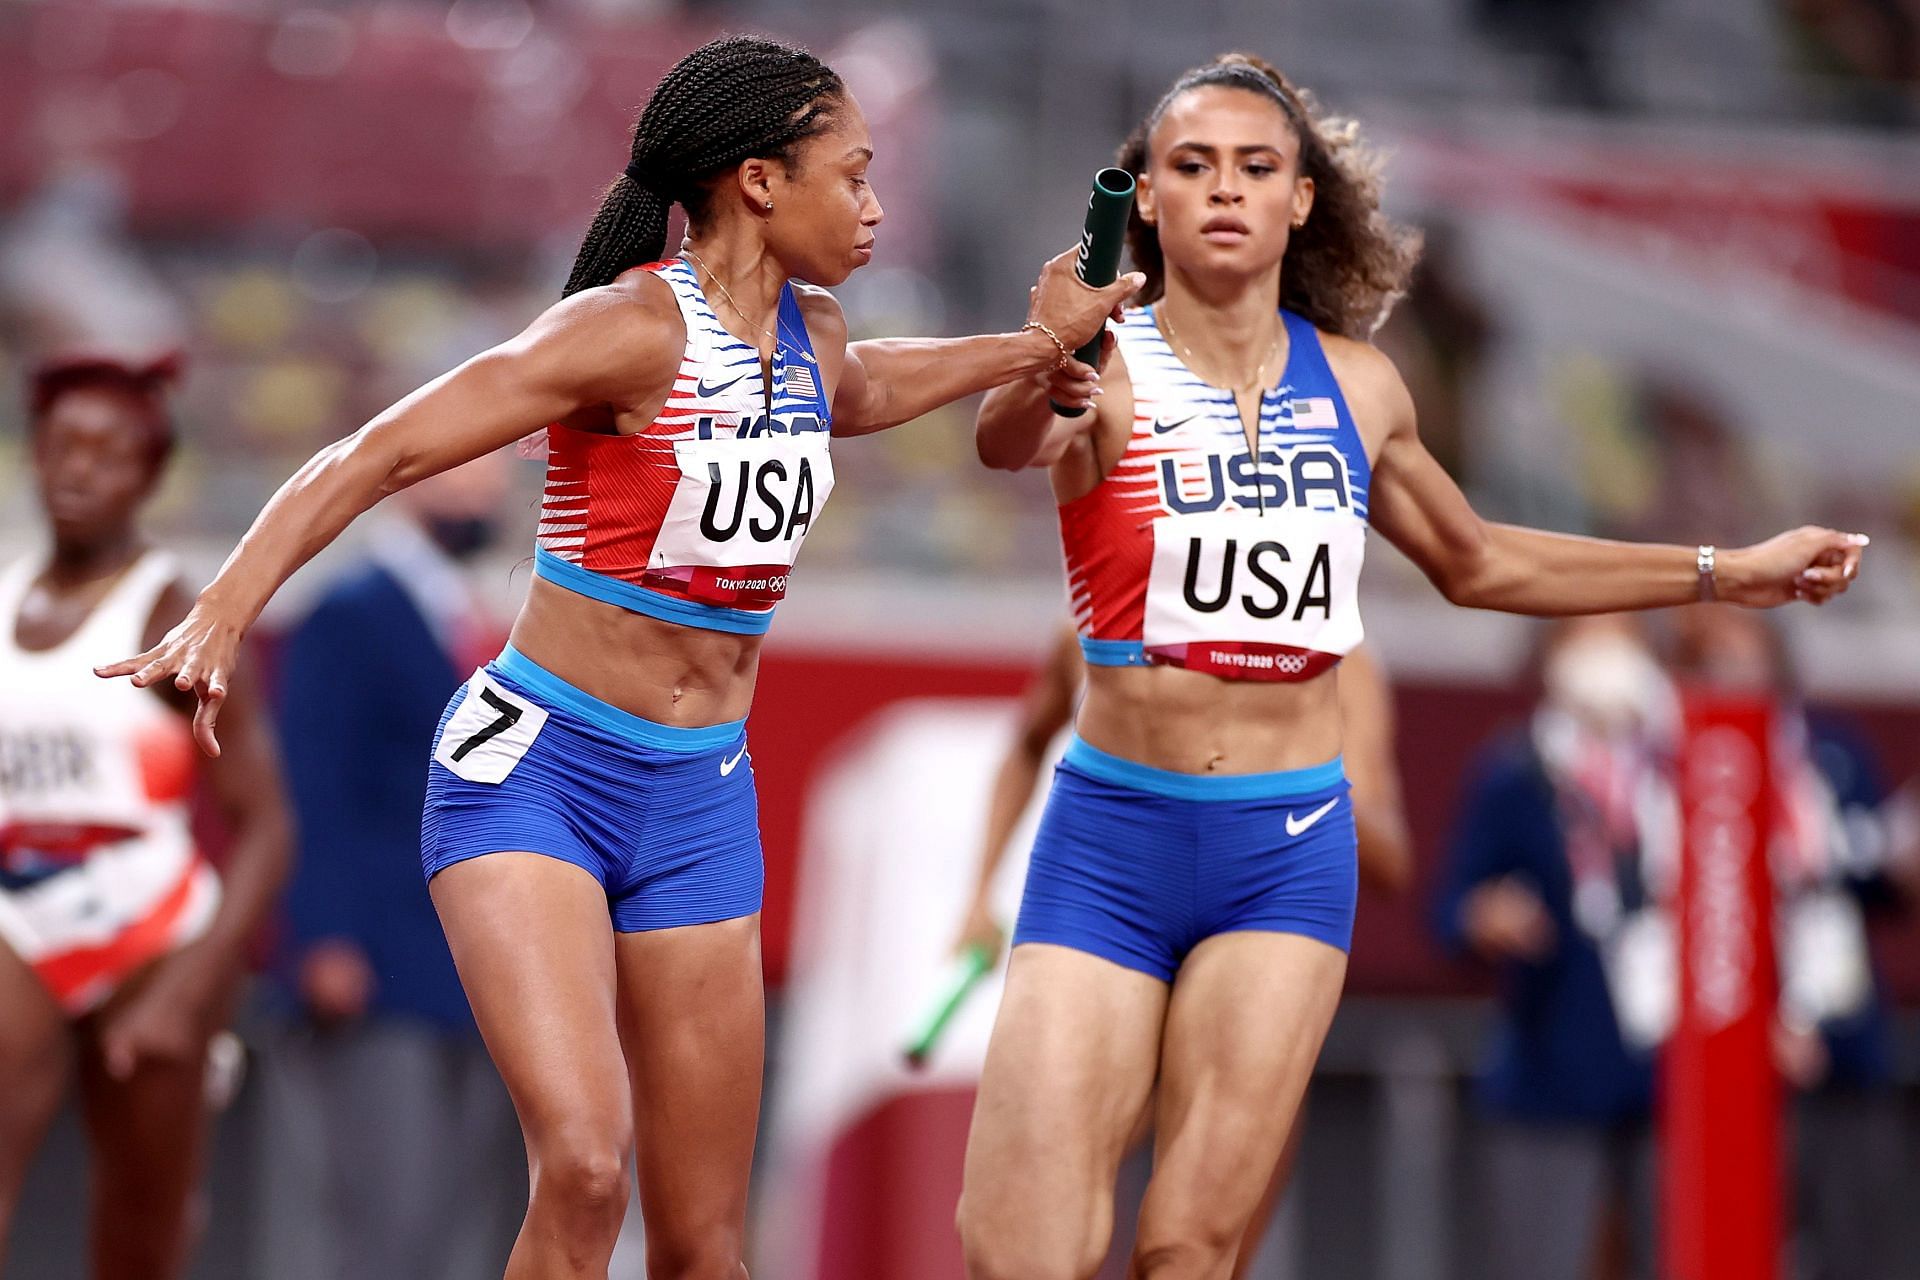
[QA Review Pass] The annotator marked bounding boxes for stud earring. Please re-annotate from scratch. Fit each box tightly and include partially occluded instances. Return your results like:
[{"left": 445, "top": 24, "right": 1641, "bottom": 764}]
[{"left": 764, "top": 200, "right": 774, "bottom": 211}]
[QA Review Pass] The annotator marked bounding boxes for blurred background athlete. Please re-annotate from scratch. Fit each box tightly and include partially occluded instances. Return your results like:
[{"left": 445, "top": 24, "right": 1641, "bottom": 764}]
[{"left": 0, "top": 352, "right": 291, "bottom": 1279}]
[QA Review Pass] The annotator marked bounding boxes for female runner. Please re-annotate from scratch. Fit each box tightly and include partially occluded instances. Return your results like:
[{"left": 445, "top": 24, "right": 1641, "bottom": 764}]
[
  {"left": 951, "top": 625, "right": 1408, "bottom": 1277},
  {"left": 101, "top": 35, "right": 1136, "bottom": 1280},
  {"left": 960, "top": 53, "right": 1867, "bottom": 1279},
  {"left": 0, "top": 353, "right": 291, "bottom": 1279}
]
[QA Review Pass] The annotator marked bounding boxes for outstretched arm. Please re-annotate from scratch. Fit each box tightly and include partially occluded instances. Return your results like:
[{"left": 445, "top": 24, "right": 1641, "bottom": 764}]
[
  {"left": 99, "top": 285, "right": 682, "bottom": 754},
  {"left": 1343, "top": 340, "right": 1867, "bottom": 615},
  {"left": 974, "top": 326, "right": 1120, "bottom": 475},
  {"left": 833, "top": 333, "right": 1064, "bottom": 438},
  {"left": 823, "top": 249, "right": 1141, "bottom": 437}
]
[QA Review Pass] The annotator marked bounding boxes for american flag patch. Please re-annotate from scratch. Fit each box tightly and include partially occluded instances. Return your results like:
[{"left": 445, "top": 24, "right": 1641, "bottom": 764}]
[
  {"left": 1287, "top": 397, "right": 1338, "bottom": 430},
  {"left": 784, "top": 363, "right": 818, "bottom": 400}
]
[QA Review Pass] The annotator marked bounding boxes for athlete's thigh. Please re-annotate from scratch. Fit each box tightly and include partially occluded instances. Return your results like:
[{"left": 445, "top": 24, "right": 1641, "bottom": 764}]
[
  {"left": 429, "top": 853, "right": 629, "bottom": 1143},
  {"left": 960, "top": 943, "right": 1168, "bottom": 1267},
  {"left": 72, "top": 1018, "right": 215, "bottom": 1280},
  {"left": 1140, "top": 932, "right": 1346, "bottom": 1251},
  {"left": 612, "top": 913, "right": 764, "bottom": 1267},
  {"left": 0, "top": 936, "right": 69, "bottom": 1220}
]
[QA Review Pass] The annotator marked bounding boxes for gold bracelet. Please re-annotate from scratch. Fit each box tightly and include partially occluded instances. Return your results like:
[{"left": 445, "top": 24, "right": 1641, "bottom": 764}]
[{"left": 1021, "top": 320, "right": 1071, "bottom": 370}]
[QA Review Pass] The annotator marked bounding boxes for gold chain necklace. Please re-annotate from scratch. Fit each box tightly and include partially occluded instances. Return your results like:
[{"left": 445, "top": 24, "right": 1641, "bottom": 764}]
[
  {"left": 682, "top": 246, "right": 777, "bottom": 345},
  {"left": 1158, "top": 303, "right": 1282, "bottom": 395}
]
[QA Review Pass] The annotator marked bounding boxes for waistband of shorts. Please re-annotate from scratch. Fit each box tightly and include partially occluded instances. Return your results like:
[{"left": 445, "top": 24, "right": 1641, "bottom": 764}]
[
  {"left": 1062, "top": 734, "right": 1344, "bottom": 801},
  {"left": 490, "top": 644, "right": 746, "bottom": 754}
]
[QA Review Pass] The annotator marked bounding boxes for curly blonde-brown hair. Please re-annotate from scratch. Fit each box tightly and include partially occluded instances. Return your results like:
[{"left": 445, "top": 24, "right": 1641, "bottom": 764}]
[{"left": 1118, "top": 53, "right": 1421, "bottom": 340}]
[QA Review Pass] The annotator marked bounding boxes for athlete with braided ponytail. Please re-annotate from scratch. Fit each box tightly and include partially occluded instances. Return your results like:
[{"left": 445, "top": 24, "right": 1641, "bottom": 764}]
[
  {"left": 99, "top": 35, "right": 1135, "bottom": 1280},
  {"left": 960, "top": 53, "right": 1869, "bottom": 1278}
]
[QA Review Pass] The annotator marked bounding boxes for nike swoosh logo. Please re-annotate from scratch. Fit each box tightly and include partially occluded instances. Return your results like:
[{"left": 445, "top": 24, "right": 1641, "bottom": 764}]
[
  {"left": 696, "top": 373, "right": 750, "bottom": 398},
  {"left": 1152, "top": 415, "right": 1201, "bottom": 435},
  {"left": 1285, "top": 796, "right": 1340, "bottom": 837},
  {"left": 719, "top": 742, "right": 750, "bottom": 776}
]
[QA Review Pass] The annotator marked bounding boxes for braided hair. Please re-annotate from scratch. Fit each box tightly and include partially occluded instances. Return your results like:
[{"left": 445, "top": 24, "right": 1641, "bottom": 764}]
[
  {"left": 562, "top": 35, "right": 844, "bottom": 297},
  {"left": 1118, "top": 53, "right": 1421, "bottom": 340}
]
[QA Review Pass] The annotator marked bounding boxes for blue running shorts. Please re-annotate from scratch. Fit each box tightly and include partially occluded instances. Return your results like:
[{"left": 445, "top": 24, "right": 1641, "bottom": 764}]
[
  {"left": 421, "top": 645, "right": 762, "bottom": 932},
  {"left": 1012, "top": 735, "right": 1357, "bottom": 981}
]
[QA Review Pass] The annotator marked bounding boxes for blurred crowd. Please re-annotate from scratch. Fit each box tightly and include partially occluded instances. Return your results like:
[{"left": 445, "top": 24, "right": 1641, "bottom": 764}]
[{"left": 1433, "top": 607, "right": 1917, "bottom": 1280}]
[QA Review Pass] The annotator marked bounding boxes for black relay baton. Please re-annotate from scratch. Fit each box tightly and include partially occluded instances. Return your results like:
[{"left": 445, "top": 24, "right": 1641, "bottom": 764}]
[{"left": 1049, "top": 167, "right": 1137, "bottom": 419}]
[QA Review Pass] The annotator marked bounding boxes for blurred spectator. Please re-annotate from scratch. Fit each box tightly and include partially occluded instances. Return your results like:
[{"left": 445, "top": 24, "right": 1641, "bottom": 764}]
[
  {"left": 1439, "top": 606, "right": 1912, "bottom": 1280},
  {"left": 1, "top": 349, "right": 291, "bottom": 1278},
  {"left": 0, "top": 119, "right": 182, "bottom": 356},
  {"left": 1667, "top": 604, "right": 1908, "bottom": 1280},
  {"left": 256, "top": 453, "right": 522, "bottom": 1280},
  {"left": 1432, "top": 615, "right": 1677, "bottom": 1280}
]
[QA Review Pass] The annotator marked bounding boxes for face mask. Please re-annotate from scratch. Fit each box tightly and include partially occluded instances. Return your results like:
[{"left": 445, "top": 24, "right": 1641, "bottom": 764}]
[
  {"left": 424, "top": 514, "right": 499, "bottom": 561},
  {"left": 1543, "top": 634, "right": 1672, "bottom": 737}
]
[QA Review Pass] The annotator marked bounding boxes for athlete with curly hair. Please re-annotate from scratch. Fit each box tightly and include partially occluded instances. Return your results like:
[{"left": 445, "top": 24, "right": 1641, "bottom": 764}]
[{"left": 961, "top": 53, "right": 1867, "bottom": 1279}]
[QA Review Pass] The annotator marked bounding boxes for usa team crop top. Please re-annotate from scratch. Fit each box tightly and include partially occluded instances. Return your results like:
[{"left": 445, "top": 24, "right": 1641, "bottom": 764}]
[
  {"left": 1059, "top": 306, "right": 1371, "bottom": 682},
  {"left": 534, "top": 257, "right": 834, "bottom": 636}
]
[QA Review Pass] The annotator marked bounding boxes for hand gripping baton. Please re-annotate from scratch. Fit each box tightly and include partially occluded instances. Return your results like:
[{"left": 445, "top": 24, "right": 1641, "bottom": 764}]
[{"left": 1049, "top": 167, "right": 1137, "bottom": 419}]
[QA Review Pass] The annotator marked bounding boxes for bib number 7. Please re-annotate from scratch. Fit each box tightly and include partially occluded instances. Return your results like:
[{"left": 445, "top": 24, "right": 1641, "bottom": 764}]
[
  {"left": 450, "top": 688, "right": 522, "bottom": 762},
  {"left": 434, "top": 673, "right": 549, "bottom": 784}
]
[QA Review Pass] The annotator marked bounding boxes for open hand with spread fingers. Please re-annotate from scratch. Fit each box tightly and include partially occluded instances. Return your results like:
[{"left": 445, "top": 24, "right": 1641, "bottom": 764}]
[{"left": 95, "top": 594, "right": 247, "bottom": 757}]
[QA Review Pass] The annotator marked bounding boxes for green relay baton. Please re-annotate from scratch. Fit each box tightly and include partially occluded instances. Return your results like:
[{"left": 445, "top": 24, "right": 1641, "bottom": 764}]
[
  {"left": 902, "top": 942, "right": 996, "bottom": 1071},
  {"left": 1050, "top": 167, "right": 1137, "bottom": 419}
]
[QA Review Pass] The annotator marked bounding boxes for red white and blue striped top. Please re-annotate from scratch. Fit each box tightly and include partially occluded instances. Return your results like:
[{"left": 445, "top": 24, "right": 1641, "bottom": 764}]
[
  {"left": 1059, "top": 306, "right": 1371, "bottom": 682},
  {"left": 534, "top": 258, "right": 834, "bottom": 636}
]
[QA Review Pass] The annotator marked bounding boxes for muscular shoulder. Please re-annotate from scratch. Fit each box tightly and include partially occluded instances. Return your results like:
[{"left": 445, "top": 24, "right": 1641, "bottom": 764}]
[
  {"left": 511, "top": 272, "right": 685, "bottom": 400},
  {"left": 792, "top": 284, "right": 848, "bottom": 353},
  {"left": 1317, "top": 331, "right": 1415, "bottom": 458}
]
